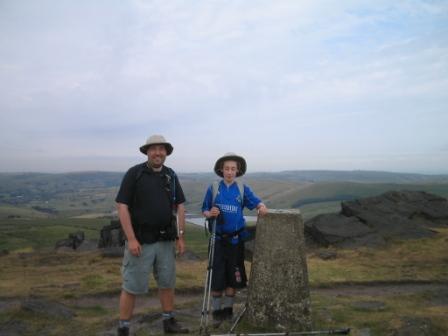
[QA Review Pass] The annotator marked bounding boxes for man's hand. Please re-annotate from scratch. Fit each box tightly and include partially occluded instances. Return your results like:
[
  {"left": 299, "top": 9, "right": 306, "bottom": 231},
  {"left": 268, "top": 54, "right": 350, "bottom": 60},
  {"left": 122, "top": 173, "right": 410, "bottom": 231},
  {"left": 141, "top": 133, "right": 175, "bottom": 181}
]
[
  {"left": 176, "top": 237, "right": 185, "bottom": 256},
  {"left": 128, "top": 238, "right": 142, "bottom": 257}
]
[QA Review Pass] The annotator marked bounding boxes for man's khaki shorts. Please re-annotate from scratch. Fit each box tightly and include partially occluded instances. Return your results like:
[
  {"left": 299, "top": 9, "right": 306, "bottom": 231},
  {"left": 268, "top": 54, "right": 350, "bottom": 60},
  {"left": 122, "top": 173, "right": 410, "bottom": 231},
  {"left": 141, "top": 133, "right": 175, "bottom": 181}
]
[{"left": 121, "top": 241, "right": 176, "bottom": 294}]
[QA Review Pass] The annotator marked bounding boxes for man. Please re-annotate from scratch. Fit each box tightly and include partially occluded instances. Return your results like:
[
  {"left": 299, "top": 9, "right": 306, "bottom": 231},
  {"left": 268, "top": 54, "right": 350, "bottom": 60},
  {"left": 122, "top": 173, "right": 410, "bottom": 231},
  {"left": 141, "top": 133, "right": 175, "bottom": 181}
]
[{"left": 116, "top": 135, "right": 189, "bottom": 336}]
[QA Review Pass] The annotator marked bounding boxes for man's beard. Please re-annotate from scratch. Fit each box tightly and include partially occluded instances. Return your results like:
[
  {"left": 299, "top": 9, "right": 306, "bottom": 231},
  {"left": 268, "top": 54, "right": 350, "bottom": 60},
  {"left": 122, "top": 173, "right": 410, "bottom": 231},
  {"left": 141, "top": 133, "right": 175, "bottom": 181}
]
[{"left": 148, "top": 158, "right": 164, "bottom": 169}]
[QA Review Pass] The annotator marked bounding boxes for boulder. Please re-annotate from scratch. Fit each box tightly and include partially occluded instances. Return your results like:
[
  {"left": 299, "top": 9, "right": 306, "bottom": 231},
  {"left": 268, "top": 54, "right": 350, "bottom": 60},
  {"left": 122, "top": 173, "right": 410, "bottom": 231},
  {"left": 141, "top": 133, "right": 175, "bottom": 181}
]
[
  {"left": 101, "top": 246, "right": 124, "bottom": 258},
  {"left": 55, "top": 231, "right": 85, "bottom": 250},
  {"left": 76, "top": 239, "right": 98, "bottom": 252},
  {"left": 0, "top": 320, "right": 27, "bottom": 336},
  {"left": 316, "top": 250, "right": 338, "bottom": 260},
  {"left": 305, "top": 190, "right": 447, "bottom": 248},
  {"left": 21, "top": 299, "right": 75, "bottom": 319},
  {"left": 305, "top": 214, "right": 385, "bottom": 248},
  {"left": 341, "top": 191, "right": 445, "bottom": 239},
  {"left": 98, "top": 220, "right": 125, "bottom": 248}
]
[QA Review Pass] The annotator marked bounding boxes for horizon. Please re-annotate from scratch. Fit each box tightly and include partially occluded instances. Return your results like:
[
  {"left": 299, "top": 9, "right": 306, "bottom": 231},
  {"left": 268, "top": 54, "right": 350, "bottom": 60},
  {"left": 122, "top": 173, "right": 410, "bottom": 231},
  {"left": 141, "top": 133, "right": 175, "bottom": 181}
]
[
  {"left": 1, "top": 167, "right": 447, "bottom": 176},
  {"left": 1, "top": 1, "right": 447, "bottom": 174}
]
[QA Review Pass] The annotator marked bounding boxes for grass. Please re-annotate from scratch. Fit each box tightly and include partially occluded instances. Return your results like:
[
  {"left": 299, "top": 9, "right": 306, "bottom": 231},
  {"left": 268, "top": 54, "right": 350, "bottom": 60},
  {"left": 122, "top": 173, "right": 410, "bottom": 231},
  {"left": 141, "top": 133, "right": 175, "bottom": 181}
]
[
  {"left": 0, "top": 218, "right": 109, "bottom": 251},
  {"left": 307, "top": 228, "right": 448, "bottom": 285},
  {"left": 309, "top": 290, "right": 448, "bottom": 335},
  {"left": 299, "top": 201, "right": 342, "bottom": 221},
  {"left": 0, "top": 218, "right": 447, "bottom": 335}
]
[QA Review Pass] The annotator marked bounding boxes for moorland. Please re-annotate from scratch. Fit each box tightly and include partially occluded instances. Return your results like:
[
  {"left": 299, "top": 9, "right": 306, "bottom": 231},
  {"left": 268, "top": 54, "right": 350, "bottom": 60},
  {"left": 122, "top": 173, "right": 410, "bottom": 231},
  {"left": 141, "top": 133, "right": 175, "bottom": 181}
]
[{"left": 0, "top": 170, "right": 447, "bottom": 335}]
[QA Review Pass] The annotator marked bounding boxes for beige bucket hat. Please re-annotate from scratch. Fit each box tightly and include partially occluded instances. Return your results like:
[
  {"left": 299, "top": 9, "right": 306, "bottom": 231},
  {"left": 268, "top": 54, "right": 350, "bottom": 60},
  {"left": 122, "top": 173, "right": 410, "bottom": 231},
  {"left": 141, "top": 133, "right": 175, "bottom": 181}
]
[
  {"left": 139, "top": 134, "right": 174, "bottom": 155},
  {"left": 214, "top": 152, "right": 247, "bottom": 177}
]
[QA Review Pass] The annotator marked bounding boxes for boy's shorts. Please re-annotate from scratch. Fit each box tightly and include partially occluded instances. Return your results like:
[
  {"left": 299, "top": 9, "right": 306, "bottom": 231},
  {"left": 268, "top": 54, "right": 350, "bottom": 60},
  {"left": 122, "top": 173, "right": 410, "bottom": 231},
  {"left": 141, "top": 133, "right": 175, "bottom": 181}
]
[
  {"left": 211, "top": 239, "right": 247, "bottom": 291},
  {"left": 121, "top": 241, "right": 176, "bottom": 294}
]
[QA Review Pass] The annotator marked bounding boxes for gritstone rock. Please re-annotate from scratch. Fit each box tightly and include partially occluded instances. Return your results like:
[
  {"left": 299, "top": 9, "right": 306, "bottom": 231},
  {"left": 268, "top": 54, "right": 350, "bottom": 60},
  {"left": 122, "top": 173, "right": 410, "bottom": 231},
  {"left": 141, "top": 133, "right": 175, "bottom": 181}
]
[
  {"left": 21, "top": 299, "right": 75, "bottom": 319},
  {"left": 98, "top": 220, "right": 125, "bottom": 257},
  {"left": 305, "top": 190, "right": 448, "bottom": 248},
  {"left": 54, "top": 231, "right": 85, "bottom": 250}
]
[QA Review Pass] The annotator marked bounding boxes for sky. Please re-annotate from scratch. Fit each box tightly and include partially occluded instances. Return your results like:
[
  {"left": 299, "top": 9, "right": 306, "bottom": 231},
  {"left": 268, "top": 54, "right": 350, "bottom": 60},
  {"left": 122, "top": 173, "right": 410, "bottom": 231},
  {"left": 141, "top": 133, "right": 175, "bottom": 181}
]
[{"left": 0, "top": 0, "right": 447, "bottom": 174}]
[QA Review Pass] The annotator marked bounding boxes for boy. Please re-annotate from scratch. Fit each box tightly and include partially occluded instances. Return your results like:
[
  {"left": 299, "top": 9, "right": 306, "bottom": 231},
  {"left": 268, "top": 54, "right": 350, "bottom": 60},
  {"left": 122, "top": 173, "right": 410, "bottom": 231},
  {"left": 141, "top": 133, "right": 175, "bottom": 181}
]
[{"left": 202, "top": 152, "right": 268, "bottom": 322}]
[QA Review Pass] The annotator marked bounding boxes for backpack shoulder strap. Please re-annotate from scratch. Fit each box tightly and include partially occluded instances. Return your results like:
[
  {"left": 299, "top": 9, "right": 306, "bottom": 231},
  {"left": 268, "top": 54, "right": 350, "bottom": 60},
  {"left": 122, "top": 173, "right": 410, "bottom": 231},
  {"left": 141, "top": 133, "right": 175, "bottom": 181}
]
[
  {"left": 165, "top": 167, "right": 177, "bottom": 205},
  {"left": 236, "top": 180, "right": 244, "bottom": 204},
  {"left": 211, "top": 180, "right": 245, "bottom": 206},
  {"left": 134, "top": 163, "right": 146, "bottom": 183},
  {"left": 211, "top": 181, "right": 220, "bottom": 205}
]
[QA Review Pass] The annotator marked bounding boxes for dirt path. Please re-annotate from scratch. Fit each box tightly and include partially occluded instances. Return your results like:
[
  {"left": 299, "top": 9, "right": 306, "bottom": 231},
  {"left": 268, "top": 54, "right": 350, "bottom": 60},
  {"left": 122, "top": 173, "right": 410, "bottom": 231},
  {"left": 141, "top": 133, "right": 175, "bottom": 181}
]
[
  {"left": 311, "top": 281, "right": 448, "bottom": 299},
  {"left": 2, "top": 281, "right": 447, "bottom": 313},
  {"left": 1, "top": 282, "right": 447, "bottom": 335}
]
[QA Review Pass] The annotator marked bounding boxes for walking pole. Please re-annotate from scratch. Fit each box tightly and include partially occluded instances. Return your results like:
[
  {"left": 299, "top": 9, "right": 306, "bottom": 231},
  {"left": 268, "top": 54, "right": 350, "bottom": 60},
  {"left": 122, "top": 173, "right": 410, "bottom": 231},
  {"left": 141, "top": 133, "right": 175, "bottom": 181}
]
[
  {"left": 228, "top": 304, "right": 247, "bottom": 333},
  {"left": 210, "top": 328, "right": 350, "bottom": 336},
  {"left": 199, "top": 217, "right": 218, "bottom": 335}
]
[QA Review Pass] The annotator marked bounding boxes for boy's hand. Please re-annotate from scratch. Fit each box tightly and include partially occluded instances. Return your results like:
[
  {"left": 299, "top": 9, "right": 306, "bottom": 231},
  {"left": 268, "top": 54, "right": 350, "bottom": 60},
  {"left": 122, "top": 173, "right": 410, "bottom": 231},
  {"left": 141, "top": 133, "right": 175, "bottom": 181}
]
[
  {"left": 208, "top": 206, "right": 221, "bottom": 218},
  {"left": 257, "top": 204, "right": 268, "bottom": 216}
]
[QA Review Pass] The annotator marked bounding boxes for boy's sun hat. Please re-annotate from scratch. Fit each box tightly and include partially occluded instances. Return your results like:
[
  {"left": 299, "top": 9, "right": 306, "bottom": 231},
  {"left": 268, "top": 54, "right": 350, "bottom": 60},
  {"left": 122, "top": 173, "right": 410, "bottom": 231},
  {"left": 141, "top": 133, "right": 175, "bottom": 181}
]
[
  {"left": 214, "top": 152, "right": 247, "bottom": 177},
  {"left": 139, "top": 134, "right": 173, "bottom": 155}
]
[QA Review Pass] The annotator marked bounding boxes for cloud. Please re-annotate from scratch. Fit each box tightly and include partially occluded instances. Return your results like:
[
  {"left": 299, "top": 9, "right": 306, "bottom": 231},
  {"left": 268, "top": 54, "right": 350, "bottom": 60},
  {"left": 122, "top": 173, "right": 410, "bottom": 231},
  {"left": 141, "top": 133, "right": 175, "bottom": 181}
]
[{"left": 0, "top": 0, "right": 447, "bottom": 173}]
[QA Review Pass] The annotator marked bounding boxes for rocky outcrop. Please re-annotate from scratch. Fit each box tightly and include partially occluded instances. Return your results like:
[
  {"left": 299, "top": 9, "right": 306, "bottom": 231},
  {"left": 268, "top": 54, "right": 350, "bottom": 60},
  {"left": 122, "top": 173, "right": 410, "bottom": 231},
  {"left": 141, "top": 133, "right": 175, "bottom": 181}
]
[
  {"left": 55, "top": 231, "right": 85, "bottom": 250},
  {"left": 305, "top": 190, "right": 448, "bottom": 248},
  {"left": 98, "top": 220, "right": 125, "bottom": 257},
  {"left": 98, "top": 220, "right": 125, "bottom": 248}
]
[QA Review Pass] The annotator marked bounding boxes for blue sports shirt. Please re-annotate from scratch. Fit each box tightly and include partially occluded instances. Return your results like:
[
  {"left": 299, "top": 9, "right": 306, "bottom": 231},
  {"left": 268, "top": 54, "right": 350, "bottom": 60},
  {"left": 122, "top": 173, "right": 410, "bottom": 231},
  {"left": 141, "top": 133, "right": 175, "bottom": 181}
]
[{"left": 202, "top": 180, "right": 261, "bottom": 244}]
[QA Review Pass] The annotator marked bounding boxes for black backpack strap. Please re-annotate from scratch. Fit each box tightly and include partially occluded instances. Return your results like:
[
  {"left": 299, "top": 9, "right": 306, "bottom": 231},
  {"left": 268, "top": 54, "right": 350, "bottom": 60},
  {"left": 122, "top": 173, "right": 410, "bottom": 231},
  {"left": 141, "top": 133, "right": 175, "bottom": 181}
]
[{"left": 165, "top": 167, "right": 177, "bottom": 207}]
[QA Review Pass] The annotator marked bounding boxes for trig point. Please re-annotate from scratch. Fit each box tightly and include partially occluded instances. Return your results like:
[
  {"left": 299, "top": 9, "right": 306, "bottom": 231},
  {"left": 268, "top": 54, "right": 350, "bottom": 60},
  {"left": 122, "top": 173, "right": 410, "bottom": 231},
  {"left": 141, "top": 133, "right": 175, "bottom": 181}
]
[{"left": 246, "top": 209, "right": 312, "bottom": 331}]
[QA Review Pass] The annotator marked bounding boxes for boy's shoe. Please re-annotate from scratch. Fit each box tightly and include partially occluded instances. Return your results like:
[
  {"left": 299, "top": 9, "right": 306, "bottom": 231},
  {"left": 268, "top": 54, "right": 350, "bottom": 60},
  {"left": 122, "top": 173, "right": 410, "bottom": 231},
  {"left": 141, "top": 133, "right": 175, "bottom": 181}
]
[
  {"left": 212, "top": 309, "right": 224, "bottom": 321},
  {"left": 117, "top": 326, "right": 129, "bottom": 336},
  {"left": 211, "top": 309, "right": 225, "bottom": 328},
  {"left": 222, "top": 307, "right": 233, "bottom": 320},
  {"left": 163, "top": 317, "right": 189, "bottom": 334}
]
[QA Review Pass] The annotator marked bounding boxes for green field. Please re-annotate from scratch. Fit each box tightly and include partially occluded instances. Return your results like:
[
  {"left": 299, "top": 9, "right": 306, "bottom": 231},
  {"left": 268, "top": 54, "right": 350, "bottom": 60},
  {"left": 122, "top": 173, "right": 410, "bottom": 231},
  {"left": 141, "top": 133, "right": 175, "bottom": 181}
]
[{"left": 0, "top": 218, "right": 109, "bottom": 252}]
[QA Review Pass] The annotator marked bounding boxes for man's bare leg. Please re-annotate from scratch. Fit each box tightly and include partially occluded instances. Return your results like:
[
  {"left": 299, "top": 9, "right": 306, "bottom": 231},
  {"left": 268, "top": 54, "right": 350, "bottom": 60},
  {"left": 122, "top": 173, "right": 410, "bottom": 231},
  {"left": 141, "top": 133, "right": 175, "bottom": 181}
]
[
  {"left": 159, "top": 288, "right": 174, "bottom": 312},
  {"left": 119, "top": 290, "right": 136, "bottom": 320}
]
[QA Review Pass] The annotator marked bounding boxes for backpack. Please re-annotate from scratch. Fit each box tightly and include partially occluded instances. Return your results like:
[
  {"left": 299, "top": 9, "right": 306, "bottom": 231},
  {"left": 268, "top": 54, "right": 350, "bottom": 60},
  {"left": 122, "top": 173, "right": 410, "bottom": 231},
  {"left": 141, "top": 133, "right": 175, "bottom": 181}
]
[
  {"left": 131, "top": 164, "right": 179, "bottom": 241},
  {"left": 211, "top": 180, "right": 244, "bottom": 206},
  {"left": 135, "top": 164, "right": 178, "bottom": 207}
]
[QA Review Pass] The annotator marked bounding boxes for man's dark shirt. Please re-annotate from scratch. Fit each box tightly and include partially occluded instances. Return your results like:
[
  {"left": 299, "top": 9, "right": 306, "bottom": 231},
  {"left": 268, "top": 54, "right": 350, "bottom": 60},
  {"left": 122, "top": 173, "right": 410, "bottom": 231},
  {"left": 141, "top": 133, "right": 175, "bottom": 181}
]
[{"left": 115, "top": 163, "right": 185, "bottom": 243}]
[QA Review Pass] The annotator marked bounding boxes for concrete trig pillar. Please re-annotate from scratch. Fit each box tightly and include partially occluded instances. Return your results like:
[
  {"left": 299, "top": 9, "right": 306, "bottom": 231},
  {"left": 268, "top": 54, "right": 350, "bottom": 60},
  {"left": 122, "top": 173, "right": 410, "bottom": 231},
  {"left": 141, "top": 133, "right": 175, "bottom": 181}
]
[{"left": 246, "top": 209, "right": 312, "bottom": 331}]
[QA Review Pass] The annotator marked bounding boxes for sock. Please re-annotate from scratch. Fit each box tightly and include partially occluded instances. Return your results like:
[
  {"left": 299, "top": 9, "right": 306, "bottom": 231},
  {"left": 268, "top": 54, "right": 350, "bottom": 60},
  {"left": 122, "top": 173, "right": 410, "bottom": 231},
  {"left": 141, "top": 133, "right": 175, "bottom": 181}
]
[
  {"left": 222, "top": 295, "right": 234, "bottom": 309},
  {"left": 211, "top": 296, "right": 222, "bottom": 311},
  {"left": 162, "top": 311, "right": 174, "bottom": 320},
  {"left": 119, "top": 320, "right": 130, "bottom": 329}
]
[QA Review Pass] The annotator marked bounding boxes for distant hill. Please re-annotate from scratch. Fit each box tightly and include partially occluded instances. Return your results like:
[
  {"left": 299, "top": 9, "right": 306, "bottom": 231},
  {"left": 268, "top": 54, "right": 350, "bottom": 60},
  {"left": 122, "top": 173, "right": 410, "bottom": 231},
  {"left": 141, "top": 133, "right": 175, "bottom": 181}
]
[
  {"left": 247, "top": 170, "right": 448, "bottom": 183},
  {"left": 1, "top": 170, "right": 448, "bottom": 219}
]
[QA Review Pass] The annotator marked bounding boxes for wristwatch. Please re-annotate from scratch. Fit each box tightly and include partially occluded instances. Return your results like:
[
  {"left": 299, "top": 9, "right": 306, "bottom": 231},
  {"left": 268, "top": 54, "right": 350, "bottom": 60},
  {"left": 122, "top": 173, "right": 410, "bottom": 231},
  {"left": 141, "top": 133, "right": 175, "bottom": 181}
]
[{"left": 179, "top": 229, "right": 185, "bottom": 236}]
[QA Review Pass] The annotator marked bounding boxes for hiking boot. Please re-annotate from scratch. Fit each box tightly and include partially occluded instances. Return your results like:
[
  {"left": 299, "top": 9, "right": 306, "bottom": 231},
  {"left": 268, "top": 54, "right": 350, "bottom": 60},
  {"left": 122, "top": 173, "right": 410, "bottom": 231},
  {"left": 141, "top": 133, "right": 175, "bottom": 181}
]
[
  {"left": 163, "top": 317, "right": 189, "bottom": 334},
  {"left": 212, "top": 309, "right": 224, "bottom": 321},
  {"left": 117, "top": 326, "right": 129, "bottom": 336},
  {"left": 222, "top": 307, "right": 233, "bottom": 320}
]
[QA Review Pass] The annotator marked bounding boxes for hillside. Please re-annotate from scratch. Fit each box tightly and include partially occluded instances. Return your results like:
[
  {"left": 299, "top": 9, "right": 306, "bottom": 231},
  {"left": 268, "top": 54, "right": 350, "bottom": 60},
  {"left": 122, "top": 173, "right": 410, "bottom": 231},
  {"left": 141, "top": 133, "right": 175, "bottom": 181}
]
[{"left": 1, "top": 170, "right": 448, "bottom": 219}]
